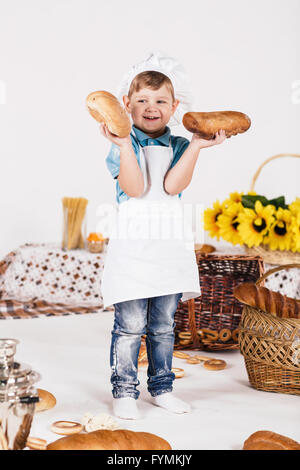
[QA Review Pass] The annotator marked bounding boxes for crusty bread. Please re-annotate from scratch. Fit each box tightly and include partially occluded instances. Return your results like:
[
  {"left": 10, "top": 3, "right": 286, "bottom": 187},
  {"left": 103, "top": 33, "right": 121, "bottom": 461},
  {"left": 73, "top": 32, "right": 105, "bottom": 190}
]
[
  {"left": 35, "top": 389, "right": 56, "bottom": 412},
  {"left": 243, "top": 430, "right": 300, "bottom": 450},
  {"left": 47, "top": 429, "right": 172, "bottom": 450},
  {"left": 233, "top": 282, "right": 300, "bottom": 319},
  {"left": 182, "top": 111, "right": 251, "bottom": 139},
  {"left": 86, "top": 91, "right": 131, "bottom": 138}
]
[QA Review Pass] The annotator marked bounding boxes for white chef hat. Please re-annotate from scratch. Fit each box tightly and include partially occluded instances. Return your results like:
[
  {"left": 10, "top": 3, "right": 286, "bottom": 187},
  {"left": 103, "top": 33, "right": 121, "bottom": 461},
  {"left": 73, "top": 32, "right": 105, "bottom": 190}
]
[{"left": 115, "top": 50, "right": 194, "bottom": 127}]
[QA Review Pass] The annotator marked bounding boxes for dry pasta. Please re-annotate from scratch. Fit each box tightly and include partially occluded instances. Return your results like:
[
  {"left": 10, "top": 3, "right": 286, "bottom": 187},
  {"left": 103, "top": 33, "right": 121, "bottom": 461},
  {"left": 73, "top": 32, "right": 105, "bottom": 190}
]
[{"left": 62, "top": 197, "right": 88, "bottom": 250}]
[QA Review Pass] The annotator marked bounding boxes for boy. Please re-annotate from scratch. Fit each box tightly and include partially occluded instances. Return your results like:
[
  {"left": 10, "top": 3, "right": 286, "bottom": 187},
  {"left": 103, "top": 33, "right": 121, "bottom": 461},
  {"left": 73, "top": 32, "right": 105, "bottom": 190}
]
[{"left": 100, "top": 70, "right": 226, "bottom": 419}]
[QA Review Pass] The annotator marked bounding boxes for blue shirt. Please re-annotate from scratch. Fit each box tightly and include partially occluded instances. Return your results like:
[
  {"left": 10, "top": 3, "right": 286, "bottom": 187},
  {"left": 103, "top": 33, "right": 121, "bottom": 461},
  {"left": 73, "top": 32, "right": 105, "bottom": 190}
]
[{"left": 105, "top": 124, "right": 190, "bottom": 204}]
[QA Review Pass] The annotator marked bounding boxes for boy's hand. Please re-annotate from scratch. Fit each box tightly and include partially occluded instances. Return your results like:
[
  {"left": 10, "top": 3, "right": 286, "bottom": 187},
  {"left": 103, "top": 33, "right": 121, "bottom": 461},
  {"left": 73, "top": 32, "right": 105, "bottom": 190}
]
[
  {"left": 99, "top": 123, "right": 132, "bottom": 148},
  {"left": 191, "top": 129, "right": 226, "bottom": 148}
]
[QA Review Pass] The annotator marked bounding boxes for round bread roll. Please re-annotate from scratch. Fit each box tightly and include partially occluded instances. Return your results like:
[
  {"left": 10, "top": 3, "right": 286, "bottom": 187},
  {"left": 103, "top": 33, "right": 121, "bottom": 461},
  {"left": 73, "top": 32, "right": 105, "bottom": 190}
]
[
  {"left": 86, "top": 91, "right": 131, "bottom": 138},
  {"left": 183, "top": 111, "right": 251, "bottom": 140},
  {"left": 194, "top": 243, "right": 216, "bottom": 254},
  {"left": 35, "top": 389, "right": 56, "bottom": 412},
  {"left": 243, "top": 430, "right": 300, "bottom": 450}
]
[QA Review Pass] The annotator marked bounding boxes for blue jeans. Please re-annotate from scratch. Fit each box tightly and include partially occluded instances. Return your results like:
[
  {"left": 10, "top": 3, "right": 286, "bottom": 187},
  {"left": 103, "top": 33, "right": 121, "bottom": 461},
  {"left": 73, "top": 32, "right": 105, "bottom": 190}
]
[{"left": 110, "top": 292, "right": 183, "bottom": 399}]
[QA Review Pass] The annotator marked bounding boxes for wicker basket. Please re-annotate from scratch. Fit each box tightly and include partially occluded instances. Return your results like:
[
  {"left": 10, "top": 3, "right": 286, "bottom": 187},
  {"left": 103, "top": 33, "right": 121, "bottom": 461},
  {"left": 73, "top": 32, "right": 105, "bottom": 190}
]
[
  {"left": 244, "top": 153, "right": 300, "bottom": 265},
  {"left": 239, "top": 263, "right": 300, "bottom": 395},
  {"left": 174, "top": 252, "right": 264, "bottom": 351}
]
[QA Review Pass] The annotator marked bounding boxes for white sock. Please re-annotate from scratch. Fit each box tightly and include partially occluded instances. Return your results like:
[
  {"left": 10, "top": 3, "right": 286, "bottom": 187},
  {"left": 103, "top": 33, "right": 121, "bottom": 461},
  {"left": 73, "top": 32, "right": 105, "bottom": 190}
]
[
  {"left": 112, "top": 397, "right": 141, "bottom": 420},
  {"left": 151, "top": 392, "right": 191, "bottom": 414}
]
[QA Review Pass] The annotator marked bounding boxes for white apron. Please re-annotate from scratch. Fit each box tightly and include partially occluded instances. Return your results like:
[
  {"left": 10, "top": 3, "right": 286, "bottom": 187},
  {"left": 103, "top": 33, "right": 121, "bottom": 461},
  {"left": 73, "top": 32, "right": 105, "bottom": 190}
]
[{"left": 101, "top": 129, "right": 201, "bottom": 309}]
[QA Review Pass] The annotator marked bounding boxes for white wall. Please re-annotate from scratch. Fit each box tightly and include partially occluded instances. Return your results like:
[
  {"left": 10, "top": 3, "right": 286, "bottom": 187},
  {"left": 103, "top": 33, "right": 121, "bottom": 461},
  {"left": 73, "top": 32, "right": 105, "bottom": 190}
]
[{"left": 0, "top": 0, "right": 299, "bottom": 258}]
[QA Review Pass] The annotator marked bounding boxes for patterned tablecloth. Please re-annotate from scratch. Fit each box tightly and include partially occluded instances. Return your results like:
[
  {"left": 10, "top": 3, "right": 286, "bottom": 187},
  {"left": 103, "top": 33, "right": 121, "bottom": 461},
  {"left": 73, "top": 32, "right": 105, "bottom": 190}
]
[
  {"left": 0, "top": 242, "right": 299, "bottom": 320},
  {"left": 0, "top": 243, "right": 113, "bottom": 319}
]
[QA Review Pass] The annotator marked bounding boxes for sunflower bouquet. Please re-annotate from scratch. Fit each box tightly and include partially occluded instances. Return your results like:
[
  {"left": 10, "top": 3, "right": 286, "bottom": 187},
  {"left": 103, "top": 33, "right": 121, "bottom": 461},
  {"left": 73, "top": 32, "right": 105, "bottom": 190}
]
[{"left": 204, "top": 191, "right": 300, "bottom": 253}]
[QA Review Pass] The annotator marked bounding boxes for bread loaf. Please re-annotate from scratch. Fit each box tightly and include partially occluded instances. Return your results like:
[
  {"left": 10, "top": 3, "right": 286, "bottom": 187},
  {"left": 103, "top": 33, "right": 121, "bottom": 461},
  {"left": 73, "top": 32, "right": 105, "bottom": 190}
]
[
  {"left": 35, "top": 389, "right": 56, "bottom": 412},
  {"left": 243, "top": 430, "right": 300, "bottom": 450},
  {"left": 182, "top": 111, "right": 251, "bottom": 139},
  {"left": 86, "top": 91, "right": 131, "bottom": 138},
  {"left": 233, "top": 282, "right": 300, "bottom": 319},
  {"left": 47, "top": 429, "right": 171, "bottom": 450}
]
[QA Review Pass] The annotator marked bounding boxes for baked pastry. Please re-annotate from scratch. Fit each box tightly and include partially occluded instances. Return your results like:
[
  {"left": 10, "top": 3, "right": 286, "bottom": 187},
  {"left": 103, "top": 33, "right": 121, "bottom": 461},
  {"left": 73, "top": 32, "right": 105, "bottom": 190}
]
[
  {"left": 50, "top": 421, "right": 83, "bottom": 436},
  {"left": 35, "top": 389, "right": 56, "bottom": 412},
  {"left": 243, "top": 430, "right": 300, "bottom": 450},
  {"left": 26, "top": 437, "right": 47, "bottom": 450},
  {"left": 233, "top": 282, "right": 300, "bottom": 319},
  {"left": 86, "top": 91, "right": 131, "bottom": 138},
  {"left": 203, "top": 359, "right": 227, "bottom": 371},
  {"left": 47, "top": 429, "right": 172, "bottom": 450},
  {"left": 194, "top": 243, "right": 216, "bottom": 254},
  {"left": 182, "top": 111, "right": 251, "bottom": 140},
  {"left": 172, "top": 367, "right": 184, "bottom": 378},
  {"left": 219, "top": 329, "right": 232, "bottom": 342}
]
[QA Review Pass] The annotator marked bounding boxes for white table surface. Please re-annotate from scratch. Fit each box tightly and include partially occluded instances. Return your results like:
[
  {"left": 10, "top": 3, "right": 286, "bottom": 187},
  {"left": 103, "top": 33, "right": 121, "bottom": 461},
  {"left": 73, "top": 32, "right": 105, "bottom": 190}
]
[{"left": 2, "top": 310, "right": 300, "bottom": 450}]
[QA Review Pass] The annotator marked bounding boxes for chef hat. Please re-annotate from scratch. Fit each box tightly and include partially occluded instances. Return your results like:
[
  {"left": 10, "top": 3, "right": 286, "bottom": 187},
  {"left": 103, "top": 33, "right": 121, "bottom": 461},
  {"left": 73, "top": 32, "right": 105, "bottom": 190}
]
[{"left": 115, "top": 50, "right": 194, "bottom": 127}]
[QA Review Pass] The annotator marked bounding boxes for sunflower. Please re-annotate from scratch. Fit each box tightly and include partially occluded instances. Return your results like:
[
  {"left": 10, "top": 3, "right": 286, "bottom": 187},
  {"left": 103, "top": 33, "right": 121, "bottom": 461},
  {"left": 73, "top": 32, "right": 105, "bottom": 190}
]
[
  {"left": 204, "top": 200, "right": 224, "bottom": 240},
  {"left": 223, "top": 191, "right": 243, "bottom": 209},
  {"left": 237, "top": 200, "right": 275, "bottom": 247},
  {"left": 289, "top": 198, "right": 300, "bottom": 216},
  {"left": 263, "top": 207, "right": 293, "bottom": 251},
  {"left": 217, "top": 202, "right": 244, "bottom": 245},
  {"left": 290, "top": 212, "right": 300, "bottom": 252}
]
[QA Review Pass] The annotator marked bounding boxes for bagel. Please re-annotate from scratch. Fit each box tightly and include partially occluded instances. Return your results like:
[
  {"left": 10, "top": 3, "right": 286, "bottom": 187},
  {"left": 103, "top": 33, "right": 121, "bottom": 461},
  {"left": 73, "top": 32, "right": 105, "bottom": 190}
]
[
  {"left": 86, "top": 90, "right": 131, "bottom": 138},
  {"left": 219, "top": 329, "right": 232, "bottom": 342},
  {"left": 26, "top": 437, "right": 47, "bottom": 450},
  {"left": 178, "top": 331, "right": 192, "bottom": 340},
  {"left": 173, "top": 351, "right": 191, "bottom": 359},
  {"left": 202, "top": 329, "right": 219, "bottom": 341},
  {"left": 232, "top": 328, "right": 239, "bottom": 342},
  {"left": 50, "top": 421, "right": 83, "bottom": 436},
  {"left": 172, "top": 367, "right": 185, "bottom": 379},
  {"left": 186, "top": 357, "right": 201, "bottom": 364},
  {"left": 203, "top": 359, "right": 227, "bottom": 371},
  {"left": 35, "top": 389, "right": 56, "bottom": 413}
]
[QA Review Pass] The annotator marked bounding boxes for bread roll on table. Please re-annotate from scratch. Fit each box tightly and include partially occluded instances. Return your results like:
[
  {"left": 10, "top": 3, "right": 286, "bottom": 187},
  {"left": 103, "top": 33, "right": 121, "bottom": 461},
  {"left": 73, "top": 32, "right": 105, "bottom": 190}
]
[
  {"left": 47, "top": 429, "right": 172, "bottom": 450},
  {"left": 243, "top": 430, "right": 300, "bottom": 450}
]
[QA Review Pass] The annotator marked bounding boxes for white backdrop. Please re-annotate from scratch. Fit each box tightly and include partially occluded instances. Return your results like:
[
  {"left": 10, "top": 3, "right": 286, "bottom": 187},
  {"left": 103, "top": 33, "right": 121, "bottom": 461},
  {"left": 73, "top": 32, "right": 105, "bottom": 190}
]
[{"left": 0, "top": 0, "right": 299, "bottom": 259}]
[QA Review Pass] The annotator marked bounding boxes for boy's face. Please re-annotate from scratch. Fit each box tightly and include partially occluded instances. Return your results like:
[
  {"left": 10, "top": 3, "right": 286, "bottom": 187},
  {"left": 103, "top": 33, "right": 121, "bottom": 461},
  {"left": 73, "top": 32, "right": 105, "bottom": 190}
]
[{"left": 123, "top": 84, "right": 179, "bottom": 138}]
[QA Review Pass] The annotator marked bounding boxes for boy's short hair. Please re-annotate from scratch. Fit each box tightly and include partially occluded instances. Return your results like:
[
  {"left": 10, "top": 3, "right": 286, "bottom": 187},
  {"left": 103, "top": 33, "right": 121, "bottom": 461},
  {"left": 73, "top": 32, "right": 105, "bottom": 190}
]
[{"left": 128, "top": 71, "right": 175, "bottom": 102}]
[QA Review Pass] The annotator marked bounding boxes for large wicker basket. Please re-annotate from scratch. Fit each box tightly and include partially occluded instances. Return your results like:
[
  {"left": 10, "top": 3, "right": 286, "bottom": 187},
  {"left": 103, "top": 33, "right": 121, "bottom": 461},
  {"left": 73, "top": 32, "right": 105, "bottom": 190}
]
[
  {"left": 244, "top": 153, "right": 300, "bottom": 265},
  {"left": 238, "top": 263, "right": 300, "bottom": 395},
  {"left": 174, "top": 252, "right": 264, "bottom": 351}
]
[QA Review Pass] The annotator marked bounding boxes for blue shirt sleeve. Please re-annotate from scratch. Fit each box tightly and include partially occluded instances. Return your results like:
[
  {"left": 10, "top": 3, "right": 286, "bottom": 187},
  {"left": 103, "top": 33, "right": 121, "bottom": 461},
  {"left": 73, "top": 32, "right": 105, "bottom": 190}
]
[{"left": 105, "top": 143, "right": 121, "bottom": 180}]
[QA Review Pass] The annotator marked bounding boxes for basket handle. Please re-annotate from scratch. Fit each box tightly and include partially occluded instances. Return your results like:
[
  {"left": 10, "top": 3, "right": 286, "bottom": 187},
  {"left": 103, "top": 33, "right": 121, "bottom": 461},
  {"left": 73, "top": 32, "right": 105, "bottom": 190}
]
[
  {"left": 256, "top": 263, "right": 300, "bottom": 285},
  {"left": 250, "top": 154, "right": 300, "bottom": 192}
]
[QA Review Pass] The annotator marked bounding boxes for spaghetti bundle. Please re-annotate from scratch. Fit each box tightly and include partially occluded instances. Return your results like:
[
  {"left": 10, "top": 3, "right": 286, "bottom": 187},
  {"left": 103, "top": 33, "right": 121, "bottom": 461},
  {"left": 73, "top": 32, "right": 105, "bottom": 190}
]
[{"left": 62, "top": 197, "right": 88, "bottom": 250}]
